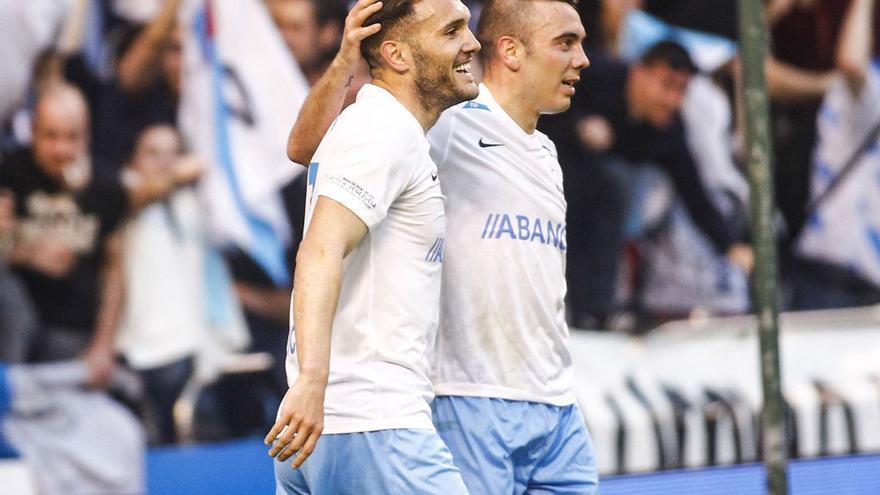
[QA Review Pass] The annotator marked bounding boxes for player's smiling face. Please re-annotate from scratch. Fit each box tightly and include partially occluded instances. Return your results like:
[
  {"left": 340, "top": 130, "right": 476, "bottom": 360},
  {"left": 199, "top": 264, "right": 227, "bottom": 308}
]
[
  {"left": 520, "top": 1, "right": 588, "bottom": 115},
  {"left": 409, "top": 0, "right": 481, "bottom": 110}
]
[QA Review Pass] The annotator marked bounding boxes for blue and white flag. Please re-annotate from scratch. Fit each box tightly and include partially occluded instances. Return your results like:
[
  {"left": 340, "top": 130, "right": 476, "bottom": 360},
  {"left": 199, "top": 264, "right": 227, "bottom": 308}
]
[
  {"left": 618, "top": 10, "right": 738, "bottom": 73},
  {"left": 797, "top": 64, "right": 880, "bottom": 288},
  {"left": 179, "top": 0, "right": 309, "bottom": 286}
]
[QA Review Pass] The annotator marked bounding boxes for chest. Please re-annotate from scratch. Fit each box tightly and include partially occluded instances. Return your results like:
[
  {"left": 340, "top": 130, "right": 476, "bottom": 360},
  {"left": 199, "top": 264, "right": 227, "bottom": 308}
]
[{"left": 18, "top": 190, "right": 104, "bottom": 254}]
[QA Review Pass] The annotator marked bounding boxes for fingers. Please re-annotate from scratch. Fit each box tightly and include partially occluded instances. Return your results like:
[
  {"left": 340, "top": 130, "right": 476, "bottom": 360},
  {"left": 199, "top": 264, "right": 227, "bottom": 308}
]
[
  {"left": 290, "top": 431, "right": 321, "bottom": 469},
  {"left": 278, "top": 419, "right": 322, "bottom": 462},
  {"left": 268, "top": 423, "right": 298, "bottom": 458},
  {"left": 267, "top": 419, "right": 300, "bottom": 458},
  {"left": 346, "top": 0, "right": 383, "bottom": 36},
  {"left": 264, "top": 417, "right": 287, "bottom": 445},
  {"left": 348, "top": 0, "right": 383, "bottom": 27},
  {"left": 348, "top": 23, "right": 382, "bottom": 45}
]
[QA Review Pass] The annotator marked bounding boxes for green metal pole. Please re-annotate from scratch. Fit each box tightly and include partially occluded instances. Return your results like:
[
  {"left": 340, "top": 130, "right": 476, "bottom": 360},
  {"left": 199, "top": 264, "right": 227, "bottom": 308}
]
[{"left": 736, "top": 1, "right": 788, "bottom": 493}]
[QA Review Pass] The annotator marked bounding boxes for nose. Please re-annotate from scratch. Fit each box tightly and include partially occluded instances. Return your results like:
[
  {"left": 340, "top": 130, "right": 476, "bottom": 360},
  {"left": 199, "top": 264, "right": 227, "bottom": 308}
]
[
  {"left": 464, "top": 28, "right": 481, "bottom": 55},
  {"left": 574, "top": 44, "right": 590, "bottom": 70}
]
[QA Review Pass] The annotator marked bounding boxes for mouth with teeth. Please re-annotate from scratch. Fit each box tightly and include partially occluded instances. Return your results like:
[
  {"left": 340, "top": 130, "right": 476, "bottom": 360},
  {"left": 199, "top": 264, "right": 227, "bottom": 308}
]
[{"left": 454, "top": 60, "right": 474, "bottom": 82}]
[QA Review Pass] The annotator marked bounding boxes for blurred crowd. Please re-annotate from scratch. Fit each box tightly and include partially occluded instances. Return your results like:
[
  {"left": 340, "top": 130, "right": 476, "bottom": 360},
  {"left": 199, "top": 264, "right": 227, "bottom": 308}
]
[{"left": 0, "top": 0, "right": 879, "bottom": 490}]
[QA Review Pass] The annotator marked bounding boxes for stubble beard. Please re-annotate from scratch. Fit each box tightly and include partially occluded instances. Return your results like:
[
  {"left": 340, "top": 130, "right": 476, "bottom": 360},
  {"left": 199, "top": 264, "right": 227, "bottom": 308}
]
[{"left": 412, "top": 42, "right": 476, "bottom": 114}]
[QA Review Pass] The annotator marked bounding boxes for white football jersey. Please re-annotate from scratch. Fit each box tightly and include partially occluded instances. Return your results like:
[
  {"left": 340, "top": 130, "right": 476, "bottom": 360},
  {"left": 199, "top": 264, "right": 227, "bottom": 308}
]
[
  {"left": 428, "top": 84, "right": 575, "bottom": 405},
  {"left": 285, "top": 84, "right": 446, "bottom": 434}
]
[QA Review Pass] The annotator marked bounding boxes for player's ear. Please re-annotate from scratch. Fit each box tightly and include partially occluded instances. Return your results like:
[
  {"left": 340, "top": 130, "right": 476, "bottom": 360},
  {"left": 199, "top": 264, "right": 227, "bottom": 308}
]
[
  {"left": 496, "top": 36, "right": 524, "bottom": 71},
  {"left": 379, "top": 40, "right": 411, "bottom": 73}
]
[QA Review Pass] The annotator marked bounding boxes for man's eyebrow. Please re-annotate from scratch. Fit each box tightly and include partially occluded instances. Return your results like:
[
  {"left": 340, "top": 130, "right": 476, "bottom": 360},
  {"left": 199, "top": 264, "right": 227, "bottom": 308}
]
[
  {"left": 553, "top": 31, "right": 584, "bottom": 42},
  {"left": 440, "top": 17, "right": 467, "bottom": 33}
]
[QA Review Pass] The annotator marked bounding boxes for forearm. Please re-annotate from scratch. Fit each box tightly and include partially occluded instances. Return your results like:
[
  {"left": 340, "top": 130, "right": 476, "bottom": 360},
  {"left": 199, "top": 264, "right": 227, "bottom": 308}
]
[
  {"left": 123, "top": 167, "right": 175, "bottom": 211},
  {"left": 287, "top": 58, "right": 358, "bottom": 165},
  {"left": 117, "top": 0, "right": 181, "bottom": 92},
  {"left": 56, "top": 0, "right": 90, "bottom": 55},
  {"left": 92, "top": 235, "right": 125, "bottom": 349},
  {"left": 291, "top": 242, "right": 343, "bottom": 381},
  {"left": 766, "top": 58, "right": 835, "bottom": 103},
  {"left": 836, "top": 0, "right": 875, "bottom": 94},
  {"left": 665, "top": 149, "right": 736, "bottom": 253}
]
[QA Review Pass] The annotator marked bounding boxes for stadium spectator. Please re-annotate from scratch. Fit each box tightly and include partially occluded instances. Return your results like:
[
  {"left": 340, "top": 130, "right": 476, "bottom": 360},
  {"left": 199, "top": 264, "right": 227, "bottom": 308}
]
[
  {"left": 267, "top": 0, "right": 349, "bottom": 85},
  {"left": 0, "top": 83, "right": 192, "bottom": 385},
  {"left": 793, "top": 0, "right": 880, "bottom": 309},
  {"left": 114, "top": 125, "right": 204, "bottom": 444},
  {"left": 542, "top": 41, "right": 753, "bottom": 327},
  {"left": 0, "top": 84, "right": 127, "bottom": 387},
  {"left": 57, "top": 0, "right": 183, "bottom": 170}
]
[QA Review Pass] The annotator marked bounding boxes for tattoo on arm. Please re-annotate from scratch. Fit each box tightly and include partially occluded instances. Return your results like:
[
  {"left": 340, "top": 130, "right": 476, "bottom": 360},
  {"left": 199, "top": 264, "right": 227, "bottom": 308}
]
[{"left": 344, "top": 76, "right": 354, "bottom": 88}]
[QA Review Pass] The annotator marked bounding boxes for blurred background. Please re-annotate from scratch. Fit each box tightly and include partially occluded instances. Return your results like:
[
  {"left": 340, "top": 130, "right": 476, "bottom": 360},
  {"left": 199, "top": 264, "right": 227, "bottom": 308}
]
[{"left": 1, "top": 0, "right": 880, "bottom": 493}]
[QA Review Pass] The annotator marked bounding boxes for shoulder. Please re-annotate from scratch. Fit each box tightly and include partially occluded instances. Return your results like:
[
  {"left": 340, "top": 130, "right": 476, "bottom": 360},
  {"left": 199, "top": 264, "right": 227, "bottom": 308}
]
[
  {"left": 329, "top": 100, "right": 424, "bottom": 158},
  {"left": 85, "top": 166, "right": 128, "bottom": 215}
]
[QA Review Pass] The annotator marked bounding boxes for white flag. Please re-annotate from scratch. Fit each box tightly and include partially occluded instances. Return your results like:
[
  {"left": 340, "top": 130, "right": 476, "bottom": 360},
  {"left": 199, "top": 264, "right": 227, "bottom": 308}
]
[{"left": 179, "top": 0, "right": 309, "bottom": 286}]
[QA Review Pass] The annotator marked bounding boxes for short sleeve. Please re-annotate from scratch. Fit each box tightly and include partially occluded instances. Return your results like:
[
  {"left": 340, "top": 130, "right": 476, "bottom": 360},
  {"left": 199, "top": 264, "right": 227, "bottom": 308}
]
[{"left": 314, "top": 129, "right": 413, "bottom": 229}]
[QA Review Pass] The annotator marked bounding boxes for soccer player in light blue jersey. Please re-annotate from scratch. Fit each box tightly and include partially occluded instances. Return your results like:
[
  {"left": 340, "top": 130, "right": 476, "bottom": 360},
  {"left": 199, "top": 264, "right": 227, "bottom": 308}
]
[{"left": 286, "top": 0, "right": 598, "bottom": 493}]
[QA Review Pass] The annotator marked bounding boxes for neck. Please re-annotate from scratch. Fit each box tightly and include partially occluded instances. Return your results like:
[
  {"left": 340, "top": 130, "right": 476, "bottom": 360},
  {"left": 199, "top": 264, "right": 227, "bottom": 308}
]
[
  {"left": 484, "top": 73, "right": 540, "bottom": 134},
  {"left": 371, "top": 78, "right": 441, "bottom": 132}
]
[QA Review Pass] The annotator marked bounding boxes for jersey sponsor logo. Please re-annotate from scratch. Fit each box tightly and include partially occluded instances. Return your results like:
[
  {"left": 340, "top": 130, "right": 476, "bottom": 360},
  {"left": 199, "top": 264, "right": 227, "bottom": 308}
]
[
  {"left": 478, "top": 138, "right": 504, "bottom": 148},
  {"left": 463, "top": 101, "right": 491, "bottom": 111},
  {"left": 425, "top": 237, "right": 445, "bottom": 263},
  {"left": 480, "top": 213, "right": 567, "bottom": 251},
  {"left": 327, "top": 174, "right": 377, "bottom": 209},
  {"left": 431, "top": 166, "right": 439, "bottom": 181}
]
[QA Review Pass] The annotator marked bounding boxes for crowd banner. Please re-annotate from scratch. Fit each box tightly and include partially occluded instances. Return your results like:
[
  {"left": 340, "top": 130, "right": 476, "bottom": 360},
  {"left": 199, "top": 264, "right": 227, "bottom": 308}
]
[{"left": 179, "top": 0, "right": 310, "bottom": 286}]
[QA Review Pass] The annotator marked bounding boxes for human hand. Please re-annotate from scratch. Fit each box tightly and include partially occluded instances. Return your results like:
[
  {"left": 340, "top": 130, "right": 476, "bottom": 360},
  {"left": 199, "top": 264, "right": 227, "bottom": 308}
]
[
  {"left": 172, "top": 154, "right": 204, "bottom": 186},
  {"left": 576, "top": 115, "right": 614, "bottom": 152},
  {"left": 84, "top": 343, "right": 117, "bottom": 388},
  {"left": 265, "top": 376, "right": 326, "bottom": 469},
  {"left": 334, "top": 0, "right": 384, "bottom": 73},
  {"left": 727, "top": 243, "right": 754, "bottom": 275},
  {"left": 28, "top": 238, "right": 76, "bottom": 278}
]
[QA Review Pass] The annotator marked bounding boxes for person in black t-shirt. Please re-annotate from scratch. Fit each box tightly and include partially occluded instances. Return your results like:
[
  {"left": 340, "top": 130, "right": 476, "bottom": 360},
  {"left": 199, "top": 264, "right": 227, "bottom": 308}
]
[{"left": 0, "top": 84, "right": 128, "bottom": 387}]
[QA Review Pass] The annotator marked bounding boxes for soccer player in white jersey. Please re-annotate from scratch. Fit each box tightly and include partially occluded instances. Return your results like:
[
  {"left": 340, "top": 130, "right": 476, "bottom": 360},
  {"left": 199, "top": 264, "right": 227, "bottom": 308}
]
[
  {"left": 265, "top": 0, "right": 480, "bottom": 493},
  {"left": 286, "top": 0, "right": 598, "bottom": 493}
]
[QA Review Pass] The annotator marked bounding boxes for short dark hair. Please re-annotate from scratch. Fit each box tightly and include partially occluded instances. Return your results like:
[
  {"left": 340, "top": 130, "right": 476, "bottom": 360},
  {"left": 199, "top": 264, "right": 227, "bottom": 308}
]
[
  {"left": 638, "top": 40, "right": 698, "bottom": 74},
  {"left": 476, "top": 0, "right": 579, "bottom": 67},
  {"left": 360, "top": 0, "right": 420, "bottom": 69}
]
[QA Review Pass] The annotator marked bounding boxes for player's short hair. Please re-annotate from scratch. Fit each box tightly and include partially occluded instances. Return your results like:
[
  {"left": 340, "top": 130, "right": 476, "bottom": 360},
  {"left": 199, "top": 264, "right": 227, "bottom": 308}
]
[
  {"left": 638, "top": 40, "right": 698, "bottom": 74},
  {"left": 360, "top": 0, "right": 421, "bottom": 69},
  {"left": 476, "top": 0, "right": 579, "bottom": 67}
]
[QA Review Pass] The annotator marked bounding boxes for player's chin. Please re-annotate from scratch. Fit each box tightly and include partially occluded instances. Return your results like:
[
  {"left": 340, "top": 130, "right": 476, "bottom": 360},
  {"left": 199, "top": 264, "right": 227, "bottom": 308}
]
[
  {"left": 548, "top": 94, "right": 573, "bottom": 114},
  {"left": 455, "top": 79, "right": 480, "bottom": 101}
]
